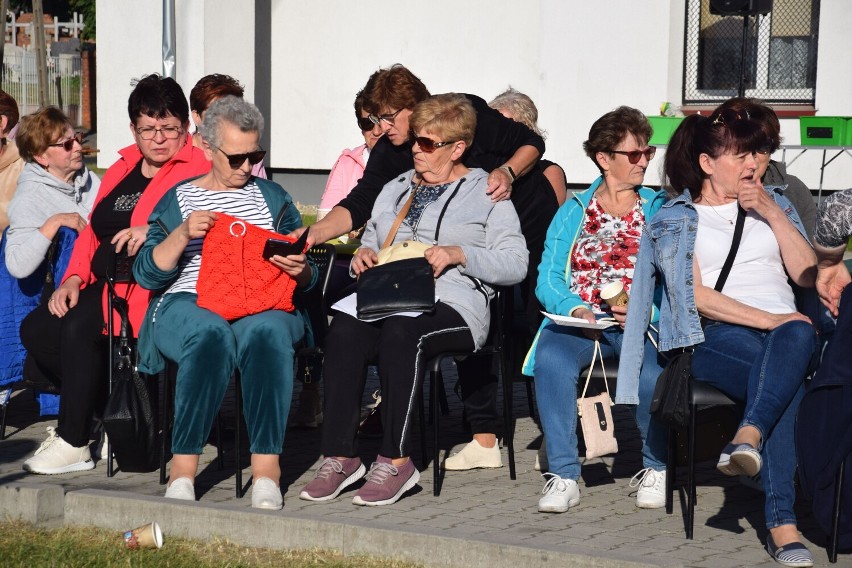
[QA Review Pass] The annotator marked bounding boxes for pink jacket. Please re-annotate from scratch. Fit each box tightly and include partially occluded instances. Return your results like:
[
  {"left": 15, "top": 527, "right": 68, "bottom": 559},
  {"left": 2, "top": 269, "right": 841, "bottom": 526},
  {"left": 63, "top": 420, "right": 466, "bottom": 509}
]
[{"left": 319, "top": 144, "right": 368, "bottom": 209}]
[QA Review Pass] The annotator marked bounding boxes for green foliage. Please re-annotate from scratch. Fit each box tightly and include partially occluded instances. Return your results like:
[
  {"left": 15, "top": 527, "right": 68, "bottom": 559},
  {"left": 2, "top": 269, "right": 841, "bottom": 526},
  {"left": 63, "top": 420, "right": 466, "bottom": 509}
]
[{"left": 67, "top": 0, "right": 94, "bottom": 40}]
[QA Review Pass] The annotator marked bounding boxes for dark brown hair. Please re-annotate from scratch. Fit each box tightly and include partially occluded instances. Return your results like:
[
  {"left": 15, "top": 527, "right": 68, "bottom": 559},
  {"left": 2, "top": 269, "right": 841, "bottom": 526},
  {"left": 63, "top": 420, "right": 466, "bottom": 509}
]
[
  {"left": 128, "top": 74, "right": 189, "bottom": 125},
  {"left": 16, "top": 107, "right": 72, "bottom": 162},
  {"left": 0, "top": 89, "right": 20, "bottom": 134},
  {"left": 716, "top": 97, "right": 781, "bottom": 153},
  {"left": 582, "top": 106, "right": 652, "bottom": 173},
  {"left": 190, "top": 74, "right": 244, "bottom": 115},
  {"left": 361, "top": 64, "right": 430, "bottom": 116},
  {"left": 664, "top": 110, "right": 768, "bottom": 200}
]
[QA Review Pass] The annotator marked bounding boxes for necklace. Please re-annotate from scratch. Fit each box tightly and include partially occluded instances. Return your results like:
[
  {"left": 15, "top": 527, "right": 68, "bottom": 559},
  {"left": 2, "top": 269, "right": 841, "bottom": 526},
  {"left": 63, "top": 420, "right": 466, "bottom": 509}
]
[
  {"left": 707, "top": 204, "right": 735, "bottom": 225},
  {"left": 596, "top": 191, "right": 636, "bottom": 218}
]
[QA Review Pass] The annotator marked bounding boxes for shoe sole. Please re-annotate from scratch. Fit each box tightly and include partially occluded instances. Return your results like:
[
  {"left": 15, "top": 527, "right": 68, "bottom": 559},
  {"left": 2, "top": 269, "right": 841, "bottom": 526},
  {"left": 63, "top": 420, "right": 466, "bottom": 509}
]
[
  {"left": 299, "top": 463, "right": 366, "bottom": 502},
  {"left": 252, "top": 499, "right": 283, "bottom": 510},
  {"left": 717, "top": 450, "right": 761, "bottom": 477},
  {"left": 636, "top": 498, "right": 666, "bottom": 509},
  {"left": 23, "top": 460, "right": 95, "bottom": 475},
  {"left": 444, "top": 458, "right": 503, "bottom": 471},
  {"left": 538, "top": 496, "right": 580, "bottom": 513},
  {"left": 352, "top": 469, "right": 421, "bottom": 506}
]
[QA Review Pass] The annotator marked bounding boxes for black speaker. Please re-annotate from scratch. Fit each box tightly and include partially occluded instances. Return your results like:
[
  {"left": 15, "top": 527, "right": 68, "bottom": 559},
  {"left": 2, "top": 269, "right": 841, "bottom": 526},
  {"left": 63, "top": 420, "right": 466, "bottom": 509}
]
[{"left": 709, "top": 0, "right": 773, "bottom": 16}]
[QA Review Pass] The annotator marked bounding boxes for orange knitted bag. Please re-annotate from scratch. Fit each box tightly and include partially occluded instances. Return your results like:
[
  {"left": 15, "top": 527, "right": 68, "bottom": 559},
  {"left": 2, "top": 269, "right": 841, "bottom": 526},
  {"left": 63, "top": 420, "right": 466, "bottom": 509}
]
[{"left": 196, "top": 212, "right": 300, "bottom": 320}]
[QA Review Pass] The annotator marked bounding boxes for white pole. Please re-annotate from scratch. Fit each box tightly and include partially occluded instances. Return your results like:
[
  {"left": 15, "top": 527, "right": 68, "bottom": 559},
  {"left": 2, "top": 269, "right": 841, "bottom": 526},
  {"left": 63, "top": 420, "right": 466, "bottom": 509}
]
[{"left": 53, "top": 15, "right": 57, "bottom": 43}]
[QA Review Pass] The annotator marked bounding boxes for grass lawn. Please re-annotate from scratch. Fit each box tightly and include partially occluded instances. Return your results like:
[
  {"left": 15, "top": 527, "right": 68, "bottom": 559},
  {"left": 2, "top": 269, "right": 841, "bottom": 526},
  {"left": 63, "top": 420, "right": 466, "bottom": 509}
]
[{"left": 0, "top": 520, "right": 421, "bottom": 568}]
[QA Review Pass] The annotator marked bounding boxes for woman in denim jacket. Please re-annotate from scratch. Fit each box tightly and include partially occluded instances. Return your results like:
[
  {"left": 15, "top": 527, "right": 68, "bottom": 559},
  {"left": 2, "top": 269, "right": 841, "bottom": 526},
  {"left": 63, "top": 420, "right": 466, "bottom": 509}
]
[
  {"left": 522, "top": 107, "right": 669, "bottom": 514},
  {"left": 619, "top": 108, "right": 818, "bottom": 567}
]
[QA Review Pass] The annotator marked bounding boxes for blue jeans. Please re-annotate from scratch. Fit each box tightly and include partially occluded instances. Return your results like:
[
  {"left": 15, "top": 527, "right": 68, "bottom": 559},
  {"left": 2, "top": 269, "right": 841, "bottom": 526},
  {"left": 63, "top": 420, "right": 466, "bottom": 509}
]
[
  {"left": 533, "top": 322, "right": 666, "bottom": 480},
  {"left": 690, "top": 320, "right": 818, "bottom": 529}
]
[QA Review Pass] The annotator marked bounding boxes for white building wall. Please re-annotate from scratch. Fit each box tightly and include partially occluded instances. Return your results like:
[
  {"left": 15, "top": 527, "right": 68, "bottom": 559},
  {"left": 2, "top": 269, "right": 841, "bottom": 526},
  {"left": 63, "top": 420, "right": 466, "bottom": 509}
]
[{"left": 97, "top": 0, "right": 852, "bottom": 196}]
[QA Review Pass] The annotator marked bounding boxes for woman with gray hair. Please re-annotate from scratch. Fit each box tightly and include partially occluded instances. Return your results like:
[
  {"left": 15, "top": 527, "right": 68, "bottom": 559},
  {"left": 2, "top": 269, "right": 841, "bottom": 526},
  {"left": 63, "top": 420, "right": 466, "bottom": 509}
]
[
  {"left": 489, "top": 88, "right": 567, "bottom": 206},
  {"left": 134, "top": 96, "right": 315, "bottom": 510}
]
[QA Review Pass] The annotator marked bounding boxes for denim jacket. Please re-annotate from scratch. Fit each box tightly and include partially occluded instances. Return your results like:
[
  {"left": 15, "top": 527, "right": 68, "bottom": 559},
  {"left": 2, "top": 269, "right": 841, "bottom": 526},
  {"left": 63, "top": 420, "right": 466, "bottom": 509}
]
[{"left": 616, "top": 186, "right": 809, "bottom": 404}]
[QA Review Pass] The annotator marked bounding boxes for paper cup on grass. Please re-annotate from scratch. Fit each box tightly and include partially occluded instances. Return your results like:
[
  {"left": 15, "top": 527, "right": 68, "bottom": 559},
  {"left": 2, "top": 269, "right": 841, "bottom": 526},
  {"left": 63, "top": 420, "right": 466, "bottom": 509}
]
[
  {"left": 123, "top": 522, "right": 163, "bottom": 549},
  {"left": 600, "top": 281, "right": 629, "bottom": 308}
]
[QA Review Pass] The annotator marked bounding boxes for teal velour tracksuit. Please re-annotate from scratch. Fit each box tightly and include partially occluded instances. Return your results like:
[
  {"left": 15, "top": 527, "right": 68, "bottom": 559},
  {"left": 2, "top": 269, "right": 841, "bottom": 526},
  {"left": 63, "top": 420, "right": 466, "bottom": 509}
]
[{"left": 133, "top": 177, "right": 317, "bottom": 455}]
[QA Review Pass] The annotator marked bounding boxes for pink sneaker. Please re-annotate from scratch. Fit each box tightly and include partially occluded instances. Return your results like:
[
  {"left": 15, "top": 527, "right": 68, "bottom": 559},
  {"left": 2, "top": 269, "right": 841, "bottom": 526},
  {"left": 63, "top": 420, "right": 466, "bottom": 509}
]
[
  {"left": 299, "top": 457, "right": 365, "bottom": 502},
  {"left": 352, "top": 455, "right": 420, "bottom": 506}
]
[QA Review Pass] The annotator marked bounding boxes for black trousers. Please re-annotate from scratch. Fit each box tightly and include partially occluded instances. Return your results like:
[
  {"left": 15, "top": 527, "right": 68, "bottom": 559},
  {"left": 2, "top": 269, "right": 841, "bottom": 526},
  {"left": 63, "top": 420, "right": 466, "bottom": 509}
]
[
  {"left": 20, "top": 280, "right": 108, "bottom": 448},
  {"left": 321, "top": 302, "right": 474, "bottom": 459}
]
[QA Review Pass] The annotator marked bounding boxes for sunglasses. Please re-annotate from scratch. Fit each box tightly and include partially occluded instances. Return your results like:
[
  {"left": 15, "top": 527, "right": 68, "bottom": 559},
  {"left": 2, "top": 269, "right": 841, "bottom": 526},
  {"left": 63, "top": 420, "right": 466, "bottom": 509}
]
[
  {"left": 711, "top": 108, "right": 751, "bottom": 126},
  {"left": 367, "top": 108, "right": 403, "bottom": 127},
  {"left": 610, "top": 147, "right": 656, "bottom": 164},
  {"left": 409, "top": 131, "right": 457, "bottom": 153},
  {"left": 357, "top": 117, "right": 375, "bottom": 131},
  {"left": 49, "top": 133, "right": 84, "bottom": 152},
  {"left": 216, "top": 146, "right": 266, "bottom": 169}
]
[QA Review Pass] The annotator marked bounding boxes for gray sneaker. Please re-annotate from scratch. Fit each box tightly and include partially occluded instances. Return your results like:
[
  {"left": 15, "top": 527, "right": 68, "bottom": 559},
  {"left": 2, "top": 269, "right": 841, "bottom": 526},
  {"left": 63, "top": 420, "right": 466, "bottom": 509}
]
[
  {"left": 352, "top": 455, "right": 420, "bottom": 506},
  {"left": 299, "top": 457, "right": 366, "bottom": 502}
]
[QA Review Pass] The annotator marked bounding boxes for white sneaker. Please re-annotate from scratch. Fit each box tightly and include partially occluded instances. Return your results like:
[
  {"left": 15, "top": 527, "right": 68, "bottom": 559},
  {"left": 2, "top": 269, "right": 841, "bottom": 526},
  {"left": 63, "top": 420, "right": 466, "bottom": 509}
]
[
  {"left": 538, "top": 473, "right": 580, "bottom": 513},
  {"left": 444, "top": 439, "right": 502, "bottom": 471},
  {"left": 251, "top": 477, "right": 283, "bottom": 510},
  {"left": 630, "top": 467, "right": 666, "bottom": 509},
  {"left": 22, "top": 427, "right": 95, "bottom": 475},
  {"left": 164, "top": 477, "right": 195, "bottom": 501}
]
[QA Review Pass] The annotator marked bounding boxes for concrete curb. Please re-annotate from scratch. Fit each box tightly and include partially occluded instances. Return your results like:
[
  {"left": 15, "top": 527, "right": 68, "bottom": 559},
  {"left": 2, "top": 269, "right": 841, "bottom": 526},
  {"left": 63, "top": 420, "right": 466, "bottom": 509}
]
[
  {"left": 0, "top": 482, "right": 64, "bottom": 527},
  {"left": 56, "top": 488, "right": 674, "bottom": 568}
]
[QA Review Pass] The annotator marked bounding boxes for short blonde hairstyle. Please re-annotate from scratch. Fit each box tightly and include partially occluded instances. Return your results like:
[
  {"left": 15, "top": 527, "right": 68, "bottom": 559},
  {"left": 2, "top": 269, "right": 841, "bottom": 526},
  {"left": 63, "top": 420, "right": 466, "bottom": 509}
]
[
  {"left": 16, "top": 107, "right": 72, "bottom": 163},
  {"left": 409, "top": 93, "right": 476, "bottom": 146},
  {"left": 489, "top": 87, "right": 544, "bottom": 139}
]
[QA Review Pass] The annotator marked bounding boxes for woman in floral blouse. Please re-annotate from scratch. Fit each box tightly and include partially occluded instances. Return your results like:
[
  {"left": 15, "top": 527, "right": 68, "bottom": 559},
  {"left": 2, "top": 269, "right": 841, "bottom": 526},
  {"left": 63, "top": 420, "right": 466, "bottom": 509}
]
[{"left": 521, "top": 106, "right": 668, "bottom": 514}]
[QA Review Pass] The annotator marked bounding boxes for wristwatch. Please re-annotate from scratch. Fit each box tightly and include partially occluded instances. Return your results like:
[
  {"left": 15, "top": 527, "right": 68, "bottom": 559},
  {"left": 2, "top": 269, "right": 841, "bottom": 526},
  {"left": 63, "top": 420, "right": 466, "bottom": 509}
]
[{"left": 499, "top": 165, "right": 516, "bottom": 182}]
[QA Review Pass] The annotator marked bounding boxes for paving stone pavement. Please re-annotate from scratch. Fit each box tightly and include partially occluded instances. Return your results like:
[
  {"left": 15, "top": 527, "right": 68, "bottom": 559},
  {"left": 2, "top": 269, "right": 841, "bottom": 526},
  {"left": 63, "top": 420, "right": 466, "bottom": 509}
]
[{"left": 0, "top": 365, "right": 841, "bottom": 567}]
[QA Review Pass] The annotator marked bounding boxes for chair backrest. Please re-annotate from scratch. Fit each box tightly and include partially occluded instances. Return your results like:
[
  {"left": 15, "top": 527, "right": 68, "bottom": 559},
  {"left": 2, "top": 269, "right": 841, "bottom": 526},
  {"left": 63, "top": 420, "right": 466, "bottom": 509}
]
[{"left": 303, "top": 244, "right": 337, "bottom": 346}]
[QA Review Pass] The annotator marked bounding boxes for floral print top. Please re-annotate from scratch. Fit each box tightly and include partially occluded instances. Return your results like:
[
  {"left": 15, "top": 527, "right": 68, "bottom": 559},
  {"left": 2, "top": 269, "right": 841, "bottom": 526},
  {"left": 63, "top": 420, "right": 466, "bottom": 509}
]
[
  {"left": 404, "top": 182, "right": 451, "bottom": 237},
  {"left": 570, "top": 195, "right": 644, "bottom": 313}
]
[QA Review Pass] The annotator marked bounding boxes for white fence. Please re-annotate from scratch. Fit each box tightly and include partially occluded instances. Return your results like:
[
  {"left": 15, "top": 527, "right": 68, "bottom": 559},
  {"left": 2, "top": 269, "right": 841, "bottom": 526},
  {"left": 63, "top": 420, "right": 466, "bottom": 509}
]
[{"left": 1, "top": 48, "right": 83, "bottom": 126}]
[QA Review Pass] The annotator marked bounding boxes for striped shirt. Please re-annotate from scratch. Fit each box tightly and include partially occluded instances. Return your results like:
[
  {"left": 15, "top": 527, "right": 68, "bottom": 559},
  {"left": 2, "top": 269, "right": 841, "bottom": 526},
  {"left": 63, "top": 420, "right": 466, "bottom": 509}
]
[{"left": 166, "top": 180, "right": 273, "bottom": 295}]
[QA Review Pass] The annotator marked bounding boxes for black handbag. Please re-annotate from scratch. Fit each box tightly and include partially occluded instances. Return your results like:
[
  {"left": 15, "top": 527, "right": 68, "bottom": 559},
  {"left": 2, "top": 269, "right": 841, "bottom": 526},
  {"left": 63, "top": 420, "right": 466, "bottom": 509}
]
[
  {"left": 356, "top": 257, "right": 435, "bottom": 319},
  {"left": 102, "top": 280, "right": 159, "bottom": 473},
  {"left": 355, "top": 176, "right": 463, "bottom": 320},
  {"left": 650, "top": 206, "right": 746, "bottom": 427}
]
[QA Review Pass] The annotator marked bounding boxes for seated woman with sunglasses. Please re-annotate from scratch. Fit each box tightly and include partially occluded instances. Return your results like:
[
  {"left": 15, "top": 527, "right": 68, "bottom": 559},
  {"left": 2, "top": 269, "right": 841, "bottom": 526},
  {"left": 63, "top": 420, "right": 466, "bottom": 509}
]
[
  {"left": 619, "top": 106, "right": 818, "bottom": 567},
  {"left": 300, "top": 93, "right": 527, "bottom": 506},
  {"left": 135, "top": 96, "right": 314, "bottom": 509},
  {"left": 189, "top": 73, "right": 267, "bottom": 179},
  {"left": 523, "top": 106, "right": 667, "bottom": 513},
  {"left": 19, "top": 75, "right": 209, "bottom": 476},
  {"left": 3, "top": 107, "right": 99, "bottom": 415}
]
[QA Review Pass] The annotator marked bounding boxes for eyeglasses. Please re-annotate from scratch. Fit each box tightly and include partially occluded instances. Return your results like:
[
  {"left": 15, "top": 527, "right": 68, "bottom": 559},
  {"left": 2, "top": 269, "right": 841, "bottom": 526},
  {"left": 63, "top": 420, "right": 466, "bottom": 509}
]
[
  {"left": 357, "top": 117, "right": 376, "bottom": 131},
  {"left": 367, "top": 108, "right": 403, "bottom": 127},
  {"left": 215, "top": 146, "right": 266, "bottom": 169},
  {"left": 49, "top": 133, "right": 84, "bottom": 151},
  {"left": 610, "top": 147, "right": 656, "bottom": 164},
  {"left": 135, "top": 126, "right": 183, "bottom": 140},
  {"left": 410, "top": 131, "right": 457, "bottom": 153},
  {"left": 755, "top": 146, "right": 772, "bottom": 156},
  {"left": 711, "top": 108, "right": 751, "bottom": 126}
]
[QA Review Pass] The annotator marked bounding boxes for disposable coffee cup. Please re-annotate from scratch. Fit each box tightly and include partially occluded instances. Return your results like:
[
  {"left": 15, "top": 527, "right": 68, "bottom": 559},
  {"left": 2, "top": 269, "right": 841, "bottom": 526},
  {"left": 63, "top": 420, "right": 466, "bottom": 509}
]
[
  {"left": 316, "top": 207, "right": 332, "bottom": 222},
  {"left": 600, "top": 281, "right": 629, "bottom": 307},
  {"left": 123, "top": 522, "right": 163, "bottom": 549}
]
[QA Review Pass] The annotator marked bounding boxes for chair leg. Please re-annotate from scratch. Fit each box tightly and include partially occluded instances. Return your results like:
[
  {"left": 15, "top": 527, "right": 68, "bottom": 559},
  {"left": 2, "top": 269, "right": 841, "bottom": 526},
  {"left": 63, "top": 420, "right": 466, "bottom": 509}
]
[
  {"left": 418, "top": 384, "right": 427, "bottom": 470},
  {"left": 666, "top": 426, "right": 676, "bottom": 515},
  {"left": 501, "top": 352, "right": 516, "bottom": 480},
  {"left": 437, "top": 376, "right": 450, "bottom": 416},
  {"left": 159, "top": 369, "right": 170, "bottom": 485},
  {"left": 0, "top": 400, "right": 8, "bottom": 441},
  {"left": 235, "top": 373, "right": 243, "bottom": 499},
  {"left": 686, "top": 402, "right": 698, "bottom": 540},
  {"left": 525, "top": 379, "right": 536, "bottom": 421},
  {"left": 829, "top": 457, "right": 846, "bottom": 563},
  {"left": 432, "top": 367, "right": 441, "bottom": 497}
]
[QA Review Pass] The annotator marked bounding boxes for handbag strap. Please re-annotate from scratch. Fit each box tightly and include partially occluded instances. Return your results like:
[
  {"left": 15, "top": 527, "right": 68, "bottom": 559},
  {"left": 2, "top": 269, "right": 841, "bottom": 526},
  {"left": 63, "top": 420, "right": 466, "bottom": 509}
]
[
  {"left": 714, "top": 206, "right": 746, "bottom": 293},
  {"left": 381, "top": 179, "right": 420, "bottom": 250},
  {"left": 579, "top": 340, "right": 613, "bottom": 402},
  {"left": 428, "top": 177, "right": 465, "bottom": 244}
]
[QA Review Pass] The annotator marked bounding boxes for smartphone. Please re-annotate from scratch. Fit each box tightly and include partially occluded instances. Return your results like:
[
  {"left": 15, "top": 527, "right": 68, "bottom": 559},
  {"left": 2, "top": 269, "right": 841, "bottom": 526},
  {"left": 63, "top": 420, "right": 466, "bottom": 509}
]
[{"left": 262, "top": 228, "right": 309, "bottom": 260}]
